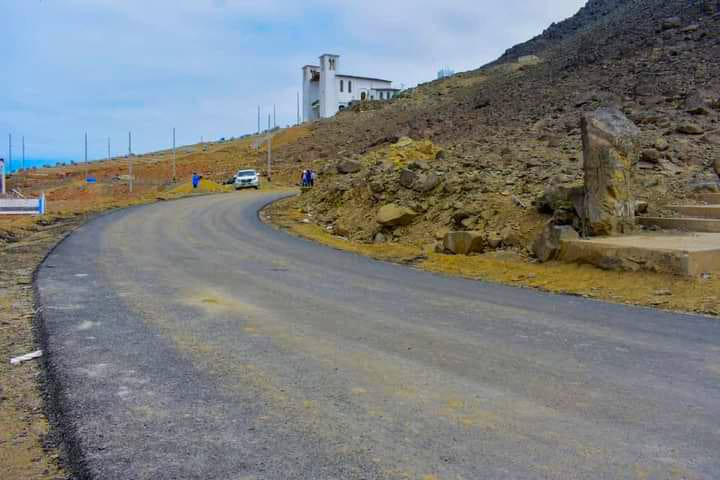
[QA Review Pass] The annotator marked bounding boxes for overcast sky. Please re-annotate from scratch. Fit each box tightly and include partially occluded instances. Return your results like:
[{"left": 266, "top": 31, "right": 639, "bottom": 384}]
[{"left": 1, "top": 0, "right": 586, "bottom": 166}]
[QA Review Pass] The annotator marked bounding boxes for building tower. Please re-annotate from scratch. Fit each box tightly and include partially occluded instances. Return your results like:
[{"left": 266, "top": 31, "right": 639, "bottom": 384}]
[
  {"left": 319, "top": 54, "right": 339, "bottom": 119},
  {"left": 302, "top": 65, "right": 318, "bottom": 122}
]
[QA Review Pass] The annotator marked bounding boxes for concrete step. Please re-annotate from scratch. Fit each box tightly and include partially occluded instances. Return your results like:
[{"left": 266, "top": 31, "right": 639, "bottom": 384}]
[
  {"left": 559, "top": 233, "right": 720, "bottom": 276},
  {"left": 669, "top": 205, "right": 720, "bottom": 219},
  {"left": 638, "top": 217, "right": 720, "bottom": 233},
  {"left": 696, "top": 193, "right": 720, "bottom": 204}
]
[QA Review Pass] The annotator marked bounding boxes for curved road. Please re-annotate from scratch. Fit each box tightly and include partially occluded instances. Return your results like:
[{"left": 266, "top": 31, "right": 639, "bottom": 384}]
[{"left": 38, "top": 192, "right": 720, "bottom": 480}]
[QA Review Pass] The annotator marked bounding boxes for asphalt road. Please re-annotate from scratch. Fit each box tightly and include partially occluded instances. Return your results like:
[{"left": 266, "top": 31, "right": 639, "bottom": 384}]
[{"left": 38, "top": 191, "right": 720, "bottom": 480}]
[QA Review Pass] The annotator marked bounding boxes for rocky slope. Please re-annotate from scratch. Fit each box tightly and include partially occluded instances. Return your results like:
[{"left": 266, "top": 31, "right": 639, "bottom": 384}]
[{"left": 272, "top": 0, "right": 720, "bottom": 257}]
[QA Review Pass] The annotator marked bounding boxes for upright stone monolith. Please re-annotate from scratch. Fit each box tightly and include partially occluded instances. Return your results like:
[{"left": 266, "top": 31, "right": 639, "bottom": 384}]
[{"left": 581, "top": 108, "right": 640, "bottom": 236}]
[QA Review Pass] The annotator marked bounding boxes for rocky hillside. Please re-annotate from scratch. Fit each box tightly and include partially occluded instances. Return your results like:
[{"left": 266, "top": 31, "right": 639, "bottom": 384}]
[{"left": 272, "top": 0, "right": 720, "bottom": 256}]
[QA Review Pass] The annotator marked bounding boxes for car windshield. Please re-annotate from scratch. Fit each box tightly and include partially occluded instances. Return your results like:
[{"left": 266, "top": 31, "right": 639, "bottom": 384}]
[{"left": 237, "top": 171, "right": 256, "bottom": 178}]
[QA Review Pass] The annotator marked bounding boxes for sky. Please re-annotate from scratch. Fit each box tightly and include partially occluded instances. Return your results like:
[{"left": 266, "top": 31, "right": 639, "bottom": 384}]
[{"left": 0, "top": 0, "right": 587, "bottom": 169}]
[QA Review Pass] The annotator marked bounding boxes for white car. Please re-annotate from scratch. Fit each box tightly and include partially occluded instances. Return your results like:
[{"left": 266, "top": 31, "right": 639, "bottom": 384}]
[{"left": 234, "top": 169, "right": 260, "bottom": 190}]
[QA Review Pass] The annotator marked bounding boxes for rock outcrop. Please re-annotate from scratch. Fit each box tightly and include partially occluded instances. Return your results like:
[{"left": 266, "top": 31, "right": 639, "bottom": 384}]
[
  {"left": 376, "top": 204, "right": 418, "bottom": 227},
  {"left": 533, "top": 223, "right": 580, "bottom": 262},
  {"left": 337, "top": 159, "right": 362, "bottom": 174},
  {"left": 581, "top": 108, "right": 640, "bottom": 236},
  {"left": 443, "top": 231, "right": 485, "bottom": 255}
]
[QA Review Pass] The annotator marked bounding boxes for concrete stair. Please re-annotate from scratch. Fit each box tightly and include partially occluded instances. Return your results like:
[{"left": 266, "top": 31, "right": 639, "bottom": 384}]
[
  {"left": 696, "top": 193, "right": 720, "bottom": 204},
  {"left": 559, "top": 233, "right": 720, "bottom": 276},
  {"left": 638, "top": 216, "right": 720, "bottom": 233},
  {"left": 669, "top": 205, "right": 720, "bottom": 218},
  {"left": 558, "top": 195, "right": 720, "bottom": 276}
]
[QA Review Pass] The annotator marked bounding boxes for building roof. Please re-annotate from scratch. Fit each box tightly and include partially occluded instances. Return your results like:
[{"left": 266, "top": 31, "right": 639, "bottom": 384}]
[
  {"left": 302, "top": 65, "right": 320, "bottom": 69},
  {"left": 337, "top": 74, "right": 392, "bottom": 83}
]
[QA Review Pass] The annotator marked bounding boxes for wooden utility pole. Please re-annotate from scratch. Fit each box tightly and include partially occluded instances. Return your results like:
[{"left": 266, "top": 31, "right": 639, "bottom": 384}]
[
  {"left": 128, "top": 131, "right": 133, "bottom": 193},
  {"left": 172, "top": 127, "right": 177, "bottom": 182}
]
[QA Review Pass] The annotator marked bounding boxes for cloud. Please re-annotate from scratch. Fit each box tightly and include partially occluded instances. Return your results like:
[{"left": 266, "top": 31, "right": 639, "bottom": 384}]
[{"left": 1, "top": 0, "right": 586, "bottom": 162}]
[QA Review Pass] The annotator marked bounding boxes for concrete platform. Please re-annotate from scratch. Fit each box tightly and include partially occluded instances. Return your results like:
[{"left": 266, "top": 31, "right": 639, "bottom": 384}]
[
  {"left": 559, "top": 233, "right": 720, "bottom": 276},
  {"left": 696, "top": 193, "right": 720, "bottom": 204},
  {"left": 638, "top": 216, "right": 720, "bottom": 233},
  {"left": 669, "top": 205, "right": 720, "bottom": 219}
]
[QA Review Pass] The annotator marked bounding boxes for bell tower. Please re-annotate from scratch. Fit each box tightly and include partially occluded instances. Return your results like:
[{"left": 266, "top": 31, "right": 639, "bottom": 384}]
[{"left": 319, "top": 54, "right": 339, "bottom": 118}]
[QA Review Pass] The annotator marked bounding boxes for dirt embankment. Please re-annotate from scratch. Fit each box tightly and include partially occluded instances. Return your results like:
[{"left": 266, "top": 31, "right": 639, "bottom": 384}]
[
  {"left": 266, "top": 196, "right": 720, "bottom": 316},
  {"left": 269, "top": 1, "right": 720, "bottom": 261},
  {"left": 0, "top": 217, "right": 81, "bottom": 480}
]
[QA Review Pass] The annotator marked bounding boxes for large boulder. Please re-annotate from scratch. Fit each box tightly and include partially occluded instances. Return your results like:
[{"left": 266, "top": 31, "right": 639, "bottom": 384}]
[
  {"left": 443, "top": 231, "right": 485, "bottom": 255},
  {"left": 399, "top": 169, "right": 418, "bottom": 188},
  {"left": 337, "top": 159, "right": 362, "bottom": 174},
  {"left": 533, "top": 223, "right": 580, "bottom": 263},
  {"left": 581, "top": 108, "right": 640, "bottom": 236},
  {"left": 686, "top": 90, "right": 716, "bottom": 115},
  {"left": 537, "top": 181, "right": 585, "bottom": 214},
  {"left": 702, "top": 129, "right": 720, "bottom": 146},
  {"left": 661, "top": 17, "right": 682, "bottom": 30},
  {"left": 677, "top": 122, "right": 705, "bottom": 135},
  {"left": 413, "top": 172, "right": 442, "bottom": 193},
  {"left": 376, "top": 204, "right": 418, "bottom": 227}
]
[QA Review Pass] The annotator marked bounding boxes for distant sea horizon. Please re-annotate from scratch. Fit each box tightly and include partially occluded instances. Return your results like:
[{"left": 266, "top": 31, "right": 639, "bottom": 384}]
[{"left": 2, "top": 157, "right": 79, "bottom": 174}]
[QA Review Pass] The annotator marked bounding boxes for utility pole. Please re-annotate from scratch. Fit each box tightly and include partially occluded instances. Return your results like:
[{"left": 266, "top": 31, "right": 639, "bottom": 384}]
[
  {"left": 172, "top": 127, "right": 177, "bottom": 182},
  {"left": 0, "top": 157, "right": 5, "bottom": 194},
  {"left": 128, "top": 131, "right": 133, "bottom": 193},
  {"left": 268, "top": 115, "right": 272, "bottom": 183},
  {"left": 84, "top": 132, "right": 88, "bottom": 178},
  {"left": 107, "top": 137, "right": 111, "bottom": 162},
  {"left": 257, "top": 106, "right": 261, "bottom": 134}
]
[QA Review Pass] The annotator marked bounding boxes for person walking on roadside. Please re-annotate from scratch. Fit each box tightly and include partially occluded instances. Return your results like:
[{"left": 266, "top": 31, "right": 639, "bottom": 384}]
[
  {"left": 310, "top": 170, "right": 317, "bottom": 187},
  {"left": 192, "top": 172, "right": 201, "bottom": 189}
]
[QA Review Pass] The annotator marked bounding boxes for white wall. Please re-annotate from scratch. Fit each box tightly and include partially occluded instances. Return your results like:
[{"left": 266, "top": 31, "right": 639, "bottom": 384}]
[
  {"left": 319, "top": 54, "right": 339, "bottom": 118},
  {"left": 302, "top": 66, "right": 320, "bottom": 121},
  {"left": 336, "top": 77, "right": 393, "bottom": 107},
  {"left": 303, "top": 54, "right": 395, "bottom": 120}
]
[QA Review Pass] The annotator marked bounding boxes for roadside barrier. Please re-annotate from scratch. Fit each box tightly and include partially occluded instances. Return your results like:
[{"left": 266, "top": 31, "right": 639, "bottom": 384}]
[{"left": 0, "top": 193, "right": 46, "bottom": 215}]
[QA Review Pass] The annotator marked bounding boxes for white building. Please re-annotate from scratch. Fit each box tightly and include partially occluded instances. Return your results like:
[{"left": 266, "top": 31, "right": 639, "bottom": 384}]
[{"left": 302, "top": 54, "right": 399, "bottom": 121}]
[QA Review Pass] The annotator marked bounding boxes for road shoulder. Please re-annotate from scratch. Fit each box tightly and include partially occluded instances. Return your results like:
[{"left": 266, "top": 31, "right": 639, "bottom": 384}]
[{"left": 265, "top": 195, "right": 720, "bottom": 317}]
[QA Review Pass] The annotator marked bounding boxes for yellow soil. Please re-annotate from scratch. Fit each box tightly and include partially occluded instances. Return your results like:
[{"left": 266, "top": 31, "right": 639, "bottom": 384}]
[
  {"left": 269, "top": 201, "right": 720, "bottom": 316},
  {"left": 269, "top": 205, "right": 424, "bottom": 263},
  {"left": 361, "top": 137, "right": 443, "bottom": 169}
]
